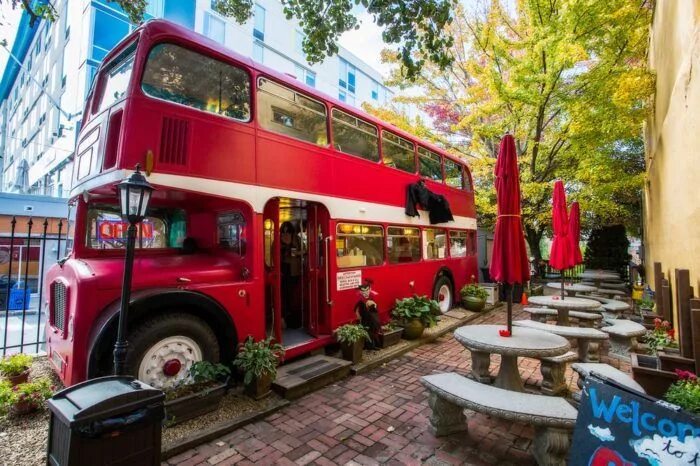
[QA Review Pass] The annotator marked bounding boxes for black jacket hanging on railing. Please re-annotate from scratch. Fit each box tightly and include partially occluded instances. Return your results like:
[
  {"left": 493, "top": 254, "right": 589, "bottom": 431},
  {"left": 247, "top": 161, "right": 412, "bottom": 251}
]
[{"left": 405, "top": 181, "right": 454, "bottom": 224}]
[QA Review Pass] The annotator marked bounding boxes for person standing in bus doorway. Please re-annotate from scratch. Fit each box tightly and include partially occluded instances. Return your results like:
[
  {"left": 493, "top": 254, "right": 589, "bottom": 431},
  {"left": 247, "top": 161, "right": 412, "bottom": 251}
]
[{"left": 280, "top": 222, "right": 301, "bottom": 328}]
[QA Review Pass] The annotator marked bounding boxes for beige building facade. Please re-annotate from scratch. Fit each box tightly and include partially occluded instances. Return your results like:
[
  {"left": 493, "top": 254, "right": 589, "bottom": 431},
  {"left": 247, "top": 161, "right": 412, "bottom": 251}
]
[{"left": 645, "top": 0, "right": 700, "bottom": 319}]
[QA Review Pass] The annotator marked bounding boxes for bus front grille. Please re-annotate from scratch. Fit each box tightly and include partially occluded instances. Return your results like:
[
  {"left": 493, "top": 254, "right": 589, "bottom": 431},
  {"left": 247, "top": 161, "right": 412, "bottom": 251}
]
[{"left": 51, "top": 281, "right": 67, "bottom": 332}]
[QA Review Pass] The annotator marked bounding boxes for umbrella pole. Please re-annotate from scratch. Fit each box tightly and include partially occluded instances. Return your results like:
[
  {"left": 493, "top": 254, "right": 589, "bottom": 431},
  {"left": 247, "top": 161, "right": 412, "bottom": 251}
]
[
  {"left": 507, "top": 284, "right": 513, "bottom": 334},
  {"left": 560, "top": 271, "right": 565, "bottom": 300}
]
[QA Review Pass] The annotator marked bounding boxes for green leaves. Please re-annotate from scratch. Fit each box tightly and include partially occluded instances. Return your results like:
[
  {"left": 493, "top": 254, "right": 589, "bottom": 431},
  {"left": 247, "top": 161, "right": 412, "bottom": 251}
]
[
  {"left": 334, "top": 324, "right": 370, "bottom": 344},
  {"left": 0, "top": 353, "right": 32, "bottom": 377},
  {"left": 392, "top": 295, "right": 439, "bottom": 327},
  {"left": 233, "top": 337, "right": 284, "bottom": 385}
]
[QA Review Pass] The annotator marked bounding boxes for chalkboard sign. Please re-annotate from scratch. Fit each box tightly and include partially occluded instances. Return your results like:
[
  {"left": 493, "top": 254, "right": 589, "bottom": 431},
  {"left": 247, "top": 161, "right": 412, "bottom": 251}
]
[{"left": 569, "top": 375, "right": 700, "bottom": 465}]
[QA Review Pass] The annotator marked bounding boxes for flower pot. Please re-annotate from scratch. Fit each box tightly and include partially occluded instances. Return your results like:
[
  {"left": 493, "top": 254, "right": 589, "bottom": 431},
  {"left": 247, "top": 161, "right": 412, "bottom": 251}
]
[
  {"left": 630, "top": 353, "right": 678, "bottom": 399},
  {"left": 341, "top": 339, "right": 364, "bottom": 364},
  {"left": 401, "top": 319, "right": 425, "bottom": 340},
  {"left": 244, "top": 373, "right": 273, "bottom": 400},
  {"left": 658, "top": 351, "right": 696, "bottom": 372},
  {"left": 378, "top": 328, "right": 403, "bottom": 348},
  {"left": 460, "top": 295, "right": 486, "bottom": 312},
  {"left": 10, "top": 400, "right": 38, "bottom": 416},
  {"left": 6, "top": 370, "right": 29, "bottom": 386},
  {"left": 165, "top": 380, "right": 228, "bottom": 425}
]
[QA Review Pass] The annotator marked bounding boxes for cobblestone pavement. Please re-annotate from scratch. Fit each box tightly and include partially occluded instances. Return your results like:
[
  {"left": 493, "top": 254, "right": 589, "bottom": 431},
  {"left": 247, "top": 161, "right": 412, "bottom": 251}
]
[{"left": 166, "top": 304, "right": 631, "bottom": 466}]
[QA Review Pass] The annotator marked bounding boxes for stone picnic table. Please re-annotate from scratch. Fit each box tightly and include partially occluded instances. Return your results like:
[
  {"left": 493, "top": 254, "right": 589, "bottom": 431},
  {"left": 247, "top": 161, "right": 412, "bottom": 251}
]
[
  {"left": 594, "top": 288, "right": 627, "bottom": 299},
  {"left": 546, "top": 282, "right": 598, "bottom": 297},
  {"left": 454, "top": 324, "right": 570, "bottom": 393},
  {"left": 579, "top": 270, "right": 620, "bottom": 287},
  {"left": 528, "top": 295, "right": 603, "bottom": 326}
]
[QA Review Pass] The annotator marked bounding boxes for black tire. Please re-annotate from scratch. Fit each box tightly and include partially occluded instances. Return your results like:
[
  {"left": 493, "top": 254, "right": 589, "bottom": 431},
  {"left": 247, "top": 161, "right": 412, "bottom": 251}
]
[
  {"left": 124, "top": 312, "right": 220, "bottom": 384},
  {"left": 432, "top": 275, "right": 454, "bottom": 314}
]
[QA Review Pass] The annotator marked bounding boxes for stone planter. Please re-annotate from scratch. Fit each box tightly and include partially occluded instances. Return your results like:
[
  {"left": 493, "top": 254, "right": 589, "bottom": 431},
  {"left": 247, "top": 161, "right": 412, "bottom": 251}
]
[
  {"left": 658, "top": 351, "right": 696, "bottom": 373},
  {"left": 165, "top": 380, "right": 228, "bottom": 425},
  {"left": 378, "top": 328, "right": 403, "bottom": 348},
  {"left": 244, "top": 373, "right": 273, "bottom": 400},
  {"left": 630, "top": 353, "right": 678, "bottom": 399},
  {"left": 460, "top": 295, "right": 486, "bottom": 312},
  {"left": 6, "top": 370, "right": 29, "bottom": 386},
  {"left": 341, "top": 339, "right": 364, "bottom": 364},
  {"left": 401, "top": 319, "right": 425, "bottom": 340}
]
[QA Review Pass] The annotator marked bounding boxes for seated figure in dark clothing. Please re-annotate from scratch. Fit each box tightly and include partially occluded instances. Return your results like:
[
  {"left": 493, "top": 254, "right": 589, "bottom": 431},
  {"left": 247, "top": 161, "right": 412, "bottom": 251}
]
[{"left": 354, "top": 280, "right": 381, "bottom": 349}]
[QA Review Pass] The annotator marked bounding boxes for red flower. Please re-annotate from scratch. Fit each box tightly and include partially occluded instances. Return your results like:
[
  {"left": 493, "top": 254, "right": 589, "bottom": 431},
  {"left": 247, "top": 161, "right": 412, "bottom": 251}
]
[
  {"left": 662, "top": 320, "right": 671, "bottom": 329},
  {"left": 667, "top": 328, "right": 675, "bottom": 339},
  {"left": 674, "top": 369, "right": 698, "bottom": 380},
  {"left": 654, "top": 318, "right": 662, "bottom": 328},
  {"left": 499, "top": 329, "right": 511, "bottom": 337}
]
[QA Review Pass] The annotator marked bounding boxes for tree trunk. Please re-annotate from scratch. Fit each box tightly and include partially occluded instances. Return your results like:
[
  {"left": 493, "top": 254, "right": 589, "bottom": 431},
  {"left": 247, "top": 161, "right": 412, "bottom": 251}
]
[{"left": 525, "top": 226, "right": 544, "bottom": 278}]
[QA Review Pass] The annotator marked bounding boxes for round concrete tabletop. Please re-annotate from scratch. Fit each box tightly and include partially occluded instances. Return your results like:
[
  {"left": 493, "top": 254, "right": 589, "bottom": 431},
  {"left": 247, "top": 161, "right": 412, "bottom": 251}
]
[
  {"left": 528, "top": 295, "right": 603, "bottom": 310},
  {"left": 546, "top": 282, "right": 598, "bottom": 293},
  {"left": 454, "top": 324, "right": 571, "bottom": 358},
  {"left": 579, "top": 271, "right": 620, "bottom": 281}
]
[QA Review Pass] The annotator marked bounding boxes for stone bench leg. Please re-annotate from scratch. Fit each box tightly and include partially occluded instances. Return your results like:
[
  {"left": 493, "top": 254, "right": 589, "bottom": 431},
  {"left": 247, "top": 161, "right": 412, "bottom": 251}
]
[
  {"left": 540, "top": 360, "right": 568, "bottom": 396},
  {"left": 532, "top": 426, "right": 571, "bottom": 466},
  {"left": 607, "top": 335, "right": 637, "bottom": 361},
  {"left": 427, "top": 393, "right": 467, "bottom": 437},
  {"left": 470, "top": 350, "right": 492, "bottom": 383},
  {"left": 531, "top": 314, "right": 547, "bottom": 323},
  {"left": 577, "top": 339, "right": 599, "bottom": 363}
]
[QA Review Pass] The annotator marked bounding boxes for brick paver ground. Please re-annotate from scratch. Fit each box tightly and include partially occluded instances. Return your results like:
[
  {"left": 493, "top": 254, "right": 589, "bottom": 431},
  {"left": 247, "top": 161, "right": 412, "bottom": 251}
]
[{"left": 166, "top": 304, "right": 631, "bottom": 466}]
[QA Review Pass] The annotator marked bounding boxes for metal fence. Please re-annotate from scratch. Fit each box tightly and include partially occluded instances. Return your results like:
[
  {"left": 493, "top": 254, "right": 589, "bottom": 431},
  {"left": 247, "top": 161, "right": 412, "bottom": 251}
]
[{"left": 1, "top": 217, "right": 66, "bottom": 355}]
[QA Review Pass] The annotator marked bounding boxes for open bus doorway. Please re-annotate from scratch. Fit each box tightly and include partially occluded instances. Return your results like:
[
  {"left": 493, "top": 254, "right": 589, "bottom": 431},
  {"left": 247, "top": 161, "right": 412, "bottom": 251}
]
[{"left": 263, "top": 198, "right": 329, "bottom": 349}]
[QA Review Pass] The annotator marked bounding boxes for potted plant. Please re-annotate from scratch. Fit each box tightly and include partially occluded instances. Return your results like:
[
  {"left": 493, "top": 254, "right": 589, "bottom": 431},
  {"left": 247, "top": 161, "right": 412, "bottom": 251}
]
[
  {"left": 631, "top": 319, "right": 680, "bottom": 398},
  {"left": 639, "top": 297, "right": 655, "bottom": 314},
  {"left": 378, "top": 323, "right": 403, "bottom": 349},
  {"left": 392, "top": 296, "right": 439, "bottom": 340},
  {"left": 0, "top": 353, "right": 32, "bottom": 386},
  {"left": 664, "top": 370, "right": 700, "bottom": 416},
  {"left": 335, "top": 324, "right": 370, "bottom": 364},
  {"left": 643, "top": 318, "right": 678, "bottom": 355},
  {"left": 233, "top": 337, "right": 284, "bottom": 400},
  {"left": 163, "top": 361, "right": 231, "bottom": 425},
  {"left": 460, "top": 282, "right": 489, "bottom": 312},
  {"left": 0, "top": 377, "right": 53, "bottom": 416}
]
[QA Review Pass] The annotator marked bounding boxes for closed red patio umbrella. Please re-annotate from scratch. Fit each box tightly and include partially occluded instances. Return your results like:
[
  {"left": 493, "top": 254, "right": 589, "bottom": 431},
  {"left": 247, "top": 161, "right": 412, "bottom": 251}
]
[
  {"left": 489, "top": 134, "right": 530, "bottom": 335},
  {"left": 549, "top": 180, "right": 572, "bottom": 298},
  {"left": 568, "top": 201, "right": 583, "bottom": 266}
]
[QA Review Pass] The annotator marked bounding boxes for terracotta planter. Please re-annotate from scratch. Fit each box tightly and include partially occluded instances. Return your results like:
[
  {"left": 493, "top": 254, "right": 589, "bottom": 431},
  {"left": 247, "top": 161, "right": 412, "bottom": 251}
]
[
  {"left": 630, "top": 353, "right": 678, "bottom": 399},
  {"left": 658, "top": 351, "right": 696, "bottom": 373},
  {"left": 6, "top": 370, "right": 29, "bottom": 386},
  {"left": 341, "top": 339, "right": 364, "bottom": 364},
  {"left": 378, "top": 329, "right": 403, "bottom": 349},
  {"left": 460, "top": 295, "right": 486, "bottom": 312},
  {"left": 244, "top": 373, "right": 273, "bottom": 400},
  {"left": 165, "top": 380, "right": 228, "bottom": 425},
  {"left": 401, "top": 319, "right": 425, "bottom": 340}
]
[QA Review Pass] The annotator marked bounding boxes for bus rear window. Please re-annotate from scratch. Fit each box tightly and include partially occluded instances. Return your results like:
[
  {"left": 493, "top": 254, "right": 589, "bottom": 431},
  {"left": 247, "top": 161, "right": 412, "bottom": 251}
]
[
  {"left": 95, "top": 50, "right": 136, "bottom": 114},
  {"left": 142, "top": 43, "right": 251, "bottom": 121},
  {"left": 86, "top": 205, "right": 186, "bottom": 250}
]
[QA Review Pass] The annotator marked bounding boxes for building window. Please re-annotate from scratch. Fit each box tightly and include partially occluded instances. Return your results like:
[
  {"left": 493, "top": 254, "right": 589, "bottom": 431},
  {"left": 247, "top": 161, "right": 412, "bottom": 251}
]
[
  {"left": 423, "top": 229, "right": 446, "bottom": 260},
  {"left": 336, "top": 223, "right": 384, "bottom": 268},
  {"left": 294, "top": 65, "right": 316, "bottom": 88},
  {"left": 163, "top": 0, "right": 195, "bottom": 29},
  {"left": 382, "top": 131, "right": 415, "bottom": 173},
  {"left": 331, "top": 108, "right": 379, "bottom": 161},
  {"left": 295, "top": 30, "right": 304, "bottom": 54},
  {"left": 371, "top": 81, "right": 379, "bottom": 100},
  {"left": 65, "top": 25, "right": 70, "bottom": 39},
  {"left": 252, "top": 42, "right": 264, "bottom": 63},
  {"left": 338, "top": 91, "right": 345, "bottom": 102},
  {"left": 253, "top": 4, "right": 265, "bottom": 41},
  {"left": 418, "top": 147, "right": 443, "bottom": 181},
  {"left": 338, "top": 58, "right": 356, "bottom": 94},
  {"left": 142, "top": 43, "right": 251, "bottom": 121},
  {"left": 257, "top": 77, "right": 327, "bottom": 146},
  {"left": 92, "top": 8, "right": 130, "bottom": 61},
  {"left": 444, "top": 158, "right": 464, "bottom": 189},
  {"left": 204, "top": 12, "right": 226, "bottom": 43},
  {"left": 387, "top": 227, "right": 421, "bottom": 263}
]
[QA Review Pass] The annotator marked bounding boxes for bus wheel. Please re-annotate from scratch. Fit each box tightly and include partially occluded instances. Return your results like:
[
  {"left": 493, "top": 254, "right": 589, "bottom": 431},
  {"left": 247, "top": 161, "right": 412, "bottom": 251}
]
[
  {"left": 433, "top": 276, "right": 453, "bottom": 314},
  {"left": 125, "top": 313, "right": 220, "bottom": 389}
]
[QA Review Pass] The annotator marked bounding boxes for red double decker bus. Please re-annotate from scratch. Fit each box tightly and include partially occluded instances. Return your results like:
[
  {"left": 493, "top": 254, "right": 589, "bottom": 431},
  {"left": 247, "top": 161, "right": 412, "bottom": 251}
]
[{"left": 45, "top": 19, "right": 477, "bottom": 388}]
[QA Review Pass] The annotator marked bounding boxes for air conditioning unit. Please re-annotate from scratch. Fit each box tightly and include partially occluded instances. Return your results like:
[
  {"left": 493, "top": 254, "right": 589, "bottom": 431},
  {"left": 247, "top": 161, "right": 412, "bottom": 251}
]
[{"left": 481, "top": 283, "right": 499, "bottom": 305}]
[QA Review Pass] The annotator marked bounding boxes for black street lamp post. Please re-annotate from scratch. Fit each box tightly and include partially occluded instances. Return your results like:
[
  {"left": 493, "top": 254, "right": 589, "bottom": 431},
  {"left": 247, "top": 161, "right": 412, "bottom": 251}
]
[{"left": 113, "top": 164, "right": 154, "bottom": 376}]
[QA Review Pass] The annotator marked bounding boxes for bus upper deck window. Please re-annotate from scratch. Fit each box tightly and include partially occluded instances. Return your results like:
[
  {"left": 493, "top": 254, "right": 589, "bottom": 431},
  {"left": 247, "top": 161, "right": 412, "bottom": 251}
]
[
  {"left": 444, "top": 159, "right": 464, "bottom": 190},
  {"left": 95, "top": 47, "right": 136, "bottom": 114},
  {"left": 142, "top": 43, "right": 251, "bottom": 121},
  {"left": 382, "top": 131, "right": 415, "bottom": 174},
  {"left": 331, "top": 109, "right": 379, "bottom": 162},
  {"left": 418, "top": 147, "right": 443, "bottom": 181}
]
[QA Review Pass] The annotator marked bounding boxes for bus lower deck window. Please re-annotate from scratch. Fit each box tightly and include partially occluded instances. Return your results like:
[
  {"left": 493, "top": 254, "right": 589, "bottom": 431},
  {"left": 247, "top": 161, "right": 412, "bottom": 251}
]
[
  {"left": 423, "top": 228, "right": 446, "bottom": 260},
  {"left": 387, "top": 227, "right": 420, "bottom": 263},
  {"left": 335, "top": 223, "right": 383, "bottom": 268}
]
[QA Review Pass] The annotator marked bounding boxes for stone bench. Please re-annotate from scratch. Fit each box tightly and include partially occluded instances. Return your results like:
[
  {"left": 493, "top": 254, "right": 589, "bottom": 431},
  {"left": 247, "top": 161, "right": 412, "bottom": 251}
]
[
  {"left": 421, "top": 373, "right": 577, "bottom": 466},
  {"left": 522, "top": 307, "right": 602, "bottom": 328},
  {"left": 600, "top": 282, "right": 627, "bottom": 290},
  {"left": 513, "top": 320, "right": 608, "bottom": 362},
  {"left": 571, "top": 362, "right": 645, "bottom": 407},
  {"left": 541, "top": 351, "right": 579, "bottom": 396},
  {"left": 600, "top": 319, "right": 646, "bottom": 360},
  {"left": 575, "top": 294, "right": 629, "bottom": 317}
]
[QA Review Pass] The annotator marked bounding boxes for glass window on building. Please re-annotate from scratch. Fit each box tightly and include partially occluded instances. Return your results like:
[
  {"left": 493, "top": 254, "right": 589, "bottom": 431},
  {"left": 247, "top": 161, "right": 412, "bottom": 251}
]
[
  {"left": 92, "top": 9, "right": 130, "bottom": 61},
  {"left": 204, "top": 12, "right": 226, "bottom": 43},
  {"left": 336, "top": 223, "right": 384, "bottom": 268},
  {"left": 423, "top": 228, "right": 447, "bottom": 260},
  {"left": 371, "top": 81, "right": 379, "bottom": 100},
  {"left": 444, "top": 158, "right": 464, "bottom": 189},
  {"left": 418, "top": 147, "right": 443, "bottom": 181},
  {"left": 163, "top": 0, "right": 195, "bottom": 29},
  {"left": 257, "top": 77, "right": 327, "bottom": 145},
  {"left": 294, "top": 65, "right": 315, "bottom": 88},
  {"left": 449, "top": 230, "right": 467, "bottom": 257},
  {"left": 142, "top": 43, "right": 251, "bottom": 121},
  {"left": 382, "top": 131, "right": 415, "bottom": 173},
  {"left": 254, "top": 4, "right": 265, "bottom": 41},
  {"left": 306, "top": 72, "right": 316, "bottom": 88},
  {"left": 331, "top": 108, "right": 379, "bottom": 161},
  {"left": 387, "top": 227, "right": 421, "bottom": 263},
  {"left": 253, "top": 42, "right": 264, "bottom": 63},
  {"left": 338, "top": 59, "right": 356, "bottom": 94}
]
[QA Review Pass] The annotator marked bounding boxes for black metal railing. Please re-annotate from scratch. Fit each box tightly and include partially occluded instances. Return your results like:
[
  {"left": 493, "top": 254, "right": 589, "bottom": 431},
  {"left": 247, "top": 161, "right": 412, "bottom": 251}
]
[
  {"left": 1, "top": 217, "right": 66, "bottom": 355},
  {"left": 537, "top": 263, "right": 587, "bottom": 281}
]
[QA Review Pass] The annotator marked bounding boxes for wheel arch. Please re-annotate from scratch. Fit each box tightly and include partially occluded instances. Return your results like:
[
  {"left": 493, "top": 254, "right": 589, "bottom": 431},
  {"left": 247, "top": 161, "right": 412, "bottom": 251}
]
[{"left": 87, "top": 288, "right": 238, "bottom": 378}]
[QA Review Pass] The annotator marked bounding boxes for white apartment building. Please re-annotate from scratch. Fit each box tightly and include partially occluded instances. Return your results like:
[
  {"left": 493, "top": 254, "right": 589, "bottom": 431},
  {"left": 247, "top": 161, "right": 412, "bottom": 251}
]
[{"left": 0, "top": 0, "right": 393, "bottom": 196}]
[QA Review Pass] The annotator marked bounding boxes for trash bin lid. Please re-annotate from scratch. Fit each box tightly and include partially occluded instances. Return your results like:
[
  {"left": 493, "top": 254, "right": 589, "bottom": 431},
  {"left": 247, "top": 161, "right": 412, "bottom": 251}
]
[{"left": 48, "top": 376, "right": 163, "bottom": 424}]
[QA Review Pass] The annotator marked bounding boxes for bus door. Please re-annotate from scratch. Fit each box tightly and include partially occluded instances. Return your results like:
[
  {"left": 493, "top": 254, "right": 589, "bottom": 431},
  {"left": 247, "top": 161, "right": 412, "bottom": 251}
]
[
  {"left": 304, "top": 203, "right": 331, "bottom": 337},
  {"left": 263, "top": 199, "right": 282, "bottom": 342}
]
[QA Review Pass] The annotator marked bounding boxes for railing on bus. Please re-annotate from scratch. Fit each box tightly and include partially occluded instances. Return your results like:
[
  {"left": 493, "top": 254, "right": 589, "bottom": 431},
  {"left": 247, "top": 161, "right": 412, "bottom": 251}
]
[{"left": 1, "top": 217, "right": 65, "bottom": 355}]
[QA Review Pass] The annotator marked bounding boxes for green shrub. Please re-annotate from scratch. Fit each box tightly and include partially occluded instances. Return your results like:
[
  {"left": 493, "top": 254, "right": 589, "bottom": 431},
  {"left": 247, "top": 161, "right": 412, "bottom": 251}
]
[
  {"left": 0, "top": 377, "right": 54, "bottom": 415},
  {"left": 335, "top": 324, "right": 370, "bottom": 345},
  {"left": 233, "top": 337, "right": 284, "bottom": 385},
  {"left": 0, "top": 354, "right": 32, "bottom": 377},
  {"left": 460, "top": 283, "right": 489, "bottom": 300},
  {"left": 639, "top": 298, "right": 655, "bottom": 310},
  {"left": 392, "top": 296, "right": 439, "bottom": 327},
  {"left": 189, "top": 361, "right": 231, "bottom": 384},
  {"left": 665, "top": 371, "right": 700, "bottom": 414}
]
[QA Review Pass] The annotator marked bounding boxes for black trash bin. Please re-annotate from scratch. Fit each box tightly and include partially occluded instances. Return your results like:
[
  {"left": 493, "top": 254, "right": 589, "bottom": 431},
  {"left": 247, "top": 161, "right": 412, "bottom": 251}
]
[{"left": 46, "top": 376, "right": 164, "bottom": 466}]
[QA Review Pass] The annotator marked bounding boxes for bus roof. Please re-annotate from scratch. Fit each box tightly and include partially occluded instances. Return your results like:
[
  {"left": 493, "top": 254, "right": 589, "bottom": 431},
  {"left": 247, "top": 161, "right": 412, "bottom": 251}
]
[{"left": 101, "top": 18, "right": 469, "bottom": 170}]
